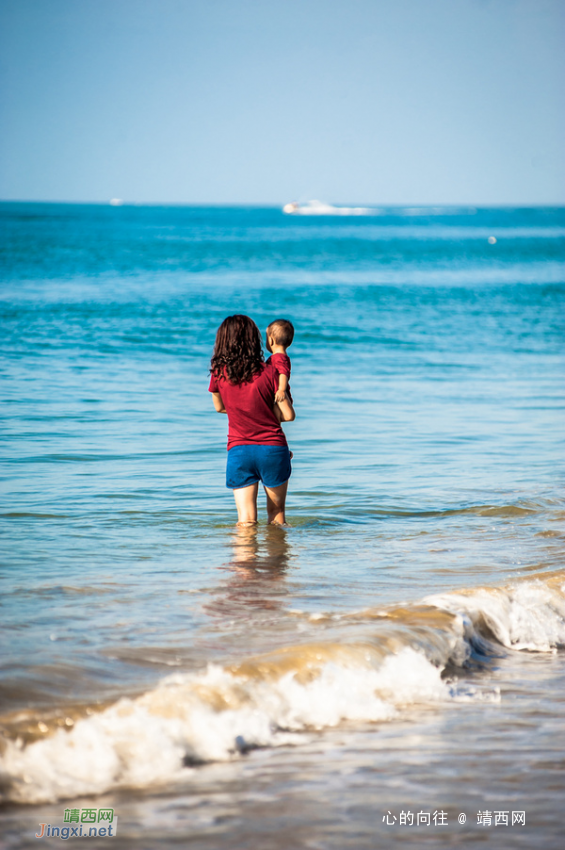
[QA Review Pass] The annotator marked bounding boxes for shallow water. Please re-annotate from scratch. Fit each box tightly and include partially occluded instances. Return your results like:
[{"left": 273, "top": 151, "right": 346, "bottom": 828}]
[{"left": 1, "top": 203, "right": 564, "bottom": 846}]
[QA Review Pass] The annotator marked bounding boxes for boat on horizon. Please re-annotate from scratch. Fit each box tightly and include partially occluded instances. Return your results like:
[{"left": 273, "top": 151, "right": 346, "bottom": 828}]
[{"left": 282, "top": 200, "right": 372, "bottom": 216}]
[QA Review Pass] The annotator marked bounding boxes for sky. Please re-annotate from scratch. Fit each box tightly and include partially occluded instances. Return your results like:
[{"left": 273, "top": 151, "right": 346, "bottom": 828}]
[{"left": 0, "top": 0, "right": 564, "bottom": 206}]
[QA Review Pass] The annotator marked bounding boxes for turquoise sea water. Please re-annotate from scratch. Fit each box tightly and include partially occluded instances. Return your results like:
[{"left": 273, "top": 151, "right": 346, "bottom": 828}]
[{"left": 1, "top": 203, "right": 564, "bottom": 848}]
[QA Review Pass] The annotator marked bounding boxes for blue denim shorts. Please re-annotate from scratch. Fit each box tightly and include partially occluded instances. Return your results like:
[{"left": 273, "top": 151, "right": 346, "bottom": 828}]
[{"left": 226, "top": 444, "right": 292, "bottom": 490}]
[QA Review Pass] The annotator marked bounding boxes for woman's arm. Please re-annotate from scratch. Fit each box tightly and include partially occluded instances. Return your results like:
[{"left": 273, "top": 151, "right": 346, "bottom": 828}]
[
  {"left": 275, "top": 397, "right": 295, "bottom": 422},
  {"left": 212, "top": 392, "right": 227, "bottom": 413}
]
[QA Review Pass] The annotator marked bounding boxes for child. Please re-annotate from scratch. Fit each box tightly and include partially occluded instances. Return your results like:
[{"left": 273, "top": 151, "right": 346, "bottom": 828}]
[{"left": 266, "top": 319, "right": 294, "bottom": 404}]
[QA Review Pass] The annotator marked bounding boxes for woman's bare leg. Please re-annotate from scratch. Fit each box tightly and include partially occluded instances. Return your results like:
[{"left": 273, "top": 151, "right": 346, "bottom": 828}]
[
  {"left": 264, "top": 480, "right": 289, "bottom": 525},
  {"left": 233, "top": 483, "right": 259, "bottom": 525}
]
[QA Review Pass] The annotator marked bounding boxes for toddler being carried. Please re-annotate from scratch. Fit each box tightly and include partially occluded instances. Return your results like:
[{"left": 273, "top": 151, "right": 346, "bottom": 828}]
[{"left": 266, "top": 319, "right": 294, "bottom": 405}]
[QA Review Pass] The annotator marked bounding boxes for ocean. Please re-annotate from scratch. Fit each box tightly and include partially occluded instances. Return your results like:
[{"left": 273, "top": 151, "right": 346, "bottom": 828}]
[{"left": 1, "top": 202, "right": 564, "bottom": 848}]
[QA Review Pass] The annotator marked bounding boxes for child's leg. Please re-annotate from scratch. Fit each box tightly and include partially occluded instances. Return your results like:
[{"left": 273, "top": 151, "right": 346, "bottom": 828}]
[
  {"left": 275, "top": 374, "right": 289, "bottom": 403},
  {"left": 233, "top": 483, "right": 259, "bottom": 525},
  {"left": 264, "top": 480, "right": 289, "bottom": 525}
]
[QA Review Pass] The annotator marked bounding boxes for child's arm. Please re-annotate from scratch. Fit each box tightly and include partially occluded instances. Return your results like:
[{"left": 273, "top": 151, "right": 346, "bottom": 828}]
[{"left": 275, "top": 373, "right": 289, "bottom": 403}]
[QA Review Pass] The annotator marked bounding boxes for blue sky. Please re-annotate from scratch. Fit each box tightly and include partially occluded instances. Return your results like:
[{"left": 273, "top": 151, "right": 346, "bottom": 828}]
[{"left": 1, "top": 0, "right": 563, "bottom": 205}]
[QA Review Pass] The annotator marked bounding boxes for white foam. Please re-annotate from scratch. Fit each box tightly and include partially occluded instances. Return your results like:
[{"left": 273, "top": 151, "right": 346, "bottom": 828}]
[
  {"left": 3, "top": 575, "right": 563, "bottom": 805},
  {"left": 1, "top": 648, "right": 449, "bottom": 804},
  {"left": 425, "top": 578, "right": 565, "bottom": 654}
]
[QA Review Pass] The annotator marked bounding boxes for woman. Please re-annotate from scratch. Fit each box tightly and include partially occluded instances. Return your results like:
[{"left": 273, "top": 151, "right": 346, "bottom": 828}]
[{"left": 209, "top": 315, "right": 295, "bottom": 526}]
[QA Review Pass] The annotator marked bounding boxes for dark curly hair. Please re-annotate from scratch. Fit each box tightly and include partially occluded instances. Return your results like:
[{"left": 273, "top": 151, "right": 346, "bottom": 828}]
[{"left": 210, "top": 315, "right": 265, "bottom": 385}]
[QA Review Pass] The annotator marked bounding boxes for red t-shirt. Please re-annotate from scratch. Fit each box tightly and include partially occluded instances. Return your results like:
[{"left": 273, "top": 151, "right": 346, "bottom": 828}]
[
  {"left": 209, "top": 362, "right": 288, "bottom": 450},
  {"left": 267, "top": 353, "right": 292, "bottom": 403},
  {"left": 267, "top": 352, "right": 291, "bottom": 378}
]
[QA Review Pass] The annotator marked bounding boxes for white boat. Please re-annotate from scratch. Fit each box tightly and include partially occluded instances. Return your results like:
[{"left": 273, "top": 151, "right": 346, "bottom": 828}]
[{"left": 282, "top": 200, "right": 371, "bottom": 216}]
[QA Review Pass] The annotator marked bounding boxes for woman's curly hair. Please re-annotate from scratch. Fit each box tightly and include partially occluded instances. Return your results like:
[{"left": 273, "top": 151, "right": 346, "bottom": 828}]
[{"left": 210, "top": 315, "right": 265, "bottom": 385}]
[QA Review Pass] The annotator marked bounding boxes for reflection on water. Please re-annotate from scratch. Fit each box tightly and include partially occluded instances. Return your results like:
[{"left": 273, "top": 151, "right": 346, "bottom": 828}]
[
  {"left": 229, "top": 524, "right": 292, "bottom": 573},
  {"left": 203, "top": 526, "right": 293, "bottom": 623}
]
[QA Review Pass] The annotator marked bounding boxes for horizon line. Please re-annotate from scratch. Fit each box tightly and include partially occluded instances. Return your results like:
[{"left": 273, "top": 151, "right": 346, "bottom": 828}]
[{"left": 1, "top": 199, "right": 564, "bottom": 209}]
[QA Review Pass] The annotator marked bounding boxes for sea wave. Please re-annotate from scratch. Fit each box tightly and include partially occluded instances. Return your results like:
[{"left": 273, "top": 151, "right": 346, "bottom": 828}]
[{"left": 1, "top": 570, "right": 563, "bottom": 804}]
